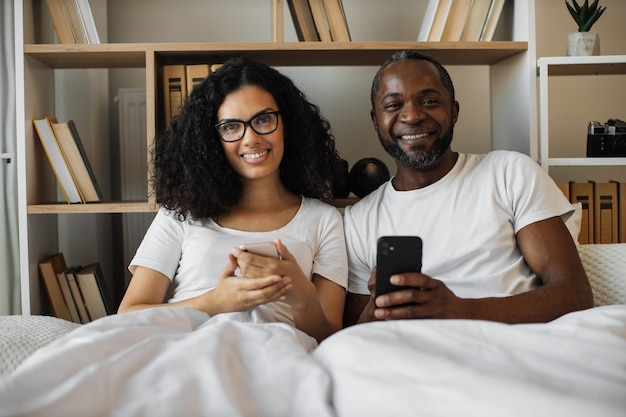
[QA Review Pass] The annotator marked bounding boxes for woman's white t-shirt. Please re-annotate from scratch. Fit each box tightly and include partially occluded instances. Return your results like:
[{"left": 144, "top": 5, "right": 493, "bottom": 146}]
[{"left": 129, "top": 197, "right": 348, "bottom": 324}]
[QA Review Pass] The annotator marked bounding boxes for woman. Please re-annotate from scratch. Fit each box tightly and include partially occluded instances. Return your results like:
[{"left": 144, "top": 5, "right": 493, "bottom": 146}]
[{"left": 118, "top": 57, "right": 348, "bottom": 342}]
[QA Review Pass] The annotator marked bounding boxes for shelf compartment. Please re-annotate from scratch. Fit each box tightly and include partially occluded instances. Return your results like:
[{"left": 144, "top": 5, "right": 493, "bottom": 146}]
[
  {"left": 25, "top": 41, "right": 527, "bottom": 68},
  {"left": 538, "top": 55, "right": 626, "bottom": 173}
]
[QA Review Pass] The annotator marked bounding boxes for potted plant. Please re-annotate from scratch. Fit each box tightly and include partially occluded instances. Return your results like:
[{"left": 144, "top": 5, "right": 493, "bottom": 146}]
[{"left": 565, "top": 0, "right": 606, "bottom": 56}]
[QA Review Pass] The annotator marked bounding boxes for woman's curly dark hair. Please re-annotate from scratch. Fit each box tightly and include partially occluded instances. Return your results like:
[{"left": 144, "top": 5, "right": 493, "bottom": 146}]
[{"left": 152, "top": 57, "right": 342, "bottom": 221}]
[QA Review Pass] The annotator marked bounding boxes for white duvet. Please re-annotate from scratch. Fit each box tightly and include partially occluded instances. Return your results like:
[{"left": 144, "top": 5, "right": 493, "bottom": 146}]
[{"left": 1, "top": 305, "right": 625, "bottom": 417}]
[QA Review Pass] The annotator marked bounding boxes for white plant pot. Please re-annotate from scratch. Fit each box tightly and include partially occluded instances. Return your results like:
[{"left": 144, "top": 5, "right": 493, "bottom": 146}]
[{"left": 567, "top": 32, "right": 600, "bottom": 56}]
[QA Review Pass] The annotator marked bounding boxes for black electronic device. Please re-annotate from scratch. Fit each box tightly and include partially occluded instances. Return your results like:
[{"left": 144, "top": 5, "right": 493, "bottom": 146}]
[
  {"left": 375, "top": 236, "right": 423, "bottom": 296},
  {"left": 587, "top": 119, "right": 626, "bottom": 157}
]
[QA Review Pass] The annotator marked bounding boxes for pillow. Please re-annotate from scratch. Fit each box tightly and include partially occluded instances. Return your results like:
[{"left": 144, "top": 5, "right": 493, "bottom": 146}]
[{"left": 0, "top": 315, "right": 79, "bottom": 378}]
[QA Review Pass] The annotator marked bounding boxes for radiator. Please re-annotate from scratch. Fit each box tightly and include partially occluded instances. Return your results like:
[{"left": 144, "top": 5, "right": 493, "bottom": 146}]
[{"left": 117, "top": 88, "right": 155, "bottom": 287}]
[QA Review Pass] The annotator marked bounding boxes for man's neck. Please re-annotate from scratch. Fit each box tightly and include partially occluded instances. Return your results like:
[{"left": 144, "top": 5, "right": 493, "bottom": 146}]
[{"left": 392, "top": 150, "right": 459, "bottom": 191}]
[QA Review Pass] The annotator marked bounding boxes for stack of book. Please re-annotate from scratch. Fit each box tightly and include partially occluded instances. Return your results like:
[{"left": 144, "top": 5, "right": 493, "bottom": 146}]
[
  {"left": 45, "top": 0, "right": 100, "bottom": 44},
  {"left": 33, "top": 117, "right": 103, "bottom": 204},
  {"left": 558, "top": 181, "right": 626, "bottom": 244},
  {"left": 287, "top": 0, "right": 351, "bottom": 42},
  {"left": 38, "top": 253, "right": 114, "bottom": 323},
  {"left": 418, "top": 0, "right": 505, "bottom": 42}
]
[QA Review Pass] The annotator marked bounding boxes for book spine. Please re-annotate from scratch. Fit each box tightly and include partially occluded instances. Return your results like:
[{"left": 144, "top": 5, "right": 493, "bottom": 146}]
[
  {"left": 163, "top": 65, "right": 187, "bottom": 128},
  {"left": 570, "top": 182, "right": 595, "bottom": 244},
  {"left": 33, "top": 117, "right": 83, "bottom": 204}
]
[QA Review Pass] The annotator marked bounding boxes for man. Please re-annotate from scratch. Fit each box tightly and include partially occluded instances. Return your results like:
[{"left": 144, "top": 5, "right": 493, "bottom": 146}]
[{"left": 343, "top": 51, "right": 593, "bottom": 327}]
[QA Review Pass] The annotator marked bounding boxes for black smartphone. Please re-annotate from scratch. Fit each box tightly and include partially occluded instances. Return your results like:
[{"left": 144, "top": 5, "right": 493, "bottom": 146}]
[{"left": 375, "top": 236, "right": 423, "bottom": 296}]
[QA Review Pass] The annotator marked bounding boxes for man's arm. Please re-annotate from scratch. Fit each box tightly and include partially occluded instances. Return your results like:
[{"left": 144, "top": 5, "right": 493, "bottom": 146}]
[
  {"left": 343, "top": 292, "right": 371, "bottom": 327},
  {"left": 352, "top": 217, "right": 594, "bottom": 325}
]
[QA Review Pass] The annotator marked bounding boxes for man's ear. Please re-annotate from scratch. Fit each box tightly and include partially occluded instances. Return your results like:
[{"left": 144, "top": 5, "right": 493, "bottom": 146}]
[
  {"left": 451, "top": 101, "right": 460, "bottom": 125},
  {"left": 370, "top": 109, "right": 378, "bottom": 131}
]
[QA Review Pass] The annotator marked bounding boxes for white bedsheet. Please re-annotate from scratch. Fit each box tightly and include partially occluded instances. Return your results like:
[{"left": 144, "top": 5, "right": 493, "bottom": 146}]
[
  {"left": 0, "top": 306, "right": 333, "bottom": 417},
  {"left": 1, "top": 305, "right": 625, "bottom": 417},
  {"left": 313, "top": 305, "right": 626, "bottom": 417}
]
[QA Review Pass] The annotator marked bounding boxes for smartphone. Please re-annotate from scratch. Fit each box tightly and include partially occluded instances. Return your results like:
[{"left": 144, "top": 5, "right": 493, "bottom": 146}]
[
  {"left": 375, "top": 236, "right": 423, "bottom": 296},
  {"left": 239, "top": 242, "right": 281, "bottom": 259}
]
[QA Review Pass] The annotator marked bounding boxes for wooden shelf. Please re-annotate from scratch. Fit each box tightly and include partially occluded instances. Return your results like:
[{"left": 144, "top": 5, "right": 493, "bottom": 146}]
[
  {"left": 27, "top": 198, "right": 360, "bottom": 214},
  {"left": 25, "top": 41, "right": 527, "bottom": 68},
  {"left": 27, "top": 201, "right": 158, "bottom": 214}
]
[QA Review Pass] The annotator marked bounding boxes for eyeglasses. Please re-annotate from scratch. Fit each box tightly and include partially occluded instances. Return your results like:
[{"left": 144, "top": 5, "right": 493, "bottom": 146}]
[{"left": 215, "top": 111, "right": 281, "bottom": 142}]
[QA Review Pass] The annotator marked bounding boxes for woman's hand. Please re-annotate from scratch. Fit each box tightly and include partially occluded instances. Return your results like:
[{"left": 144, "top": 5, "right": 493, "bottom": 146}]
[
  {"left": 198, "top": 254, "right": 292, "bottom": 315},
  {"left": 234, "top": 239, "right": 316, "bottom": 308}
]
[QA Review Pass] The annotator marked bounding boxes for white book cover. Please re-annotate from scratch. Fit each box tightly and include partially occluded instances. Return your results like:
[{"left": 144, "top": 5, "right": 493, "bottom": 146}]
[{"left": 417, "top": 0, "right": 441, "bottom": 41}]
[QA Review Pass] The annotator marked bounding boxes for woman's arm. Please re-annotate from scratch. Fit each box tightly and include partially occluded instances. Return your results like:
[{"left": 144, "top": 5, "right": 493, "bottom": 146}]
[{"left": 118, "top": 257, "right": 292, "bottom": 315}]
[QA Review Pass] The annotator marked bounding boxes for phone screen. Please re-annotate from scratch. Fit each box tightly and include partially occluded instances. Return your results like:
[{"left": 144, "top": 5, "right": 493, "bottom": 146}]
[{"left": 375, "top": 236, "right": 423, "bottom": 296}]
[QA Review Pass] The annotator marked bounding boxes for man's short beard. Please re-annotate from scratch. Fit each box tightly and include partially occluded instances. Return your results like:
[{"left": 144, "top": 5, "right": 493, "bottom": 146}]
[{"left": 379, "top": 126, "right": 453, "bottom": 170}]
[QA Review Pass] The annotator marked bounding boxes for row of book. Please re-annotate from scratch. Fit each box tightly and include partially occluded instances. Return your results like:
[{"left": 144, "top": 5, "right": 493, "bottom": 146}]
[
  {"left": 33, "top": 117, "right": 103, "bottom": 204},
  {"left": 558, "top": 181, "right": 626, "bottom": 245},
  {"left": 45, "top": 0, "right": 100, "bottom": 44},
  {"left": 418, "top": 0, "right": 505, "bottom": 42},
  {"left": 163, "top": 63, "right": 223, "bottom": 128},
  {"left": 288, "top": 0, "right": 351, "bottom": 42},
  {"left": 39, "top": 253, "right": 114, "bottom": 324}
]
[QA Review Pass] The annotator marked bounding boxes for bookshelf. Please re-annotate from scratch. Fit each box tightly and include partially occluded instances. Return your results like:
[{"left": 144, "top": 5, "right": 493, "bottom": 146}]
[
  {"left": 538, "top": 55, "right": 626, "bottom": 173},
  {"left": 16, "top": 0, "right": 536, "bottom": 314}
]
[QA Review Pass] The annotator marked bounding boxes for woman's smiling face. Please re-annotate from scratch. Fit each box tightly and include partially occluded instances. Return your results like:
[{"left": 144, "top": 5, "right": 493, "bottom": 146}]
[{"left": 217, "top": 85, "right": 284, "bottom": 182}]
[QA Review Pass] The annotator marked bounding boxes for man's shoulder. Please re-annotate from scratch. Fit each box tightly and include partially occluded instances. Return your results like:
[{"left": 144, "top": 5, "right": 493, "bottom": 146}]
[
  {"left": 482, "top": 150, "right": 534, "bottom": 164},
  {"left": 465, "top": 150, "right": 536, "bottom": 173},
  {"left": 344, "top": 181, "right": 390, "bottom": 216}
]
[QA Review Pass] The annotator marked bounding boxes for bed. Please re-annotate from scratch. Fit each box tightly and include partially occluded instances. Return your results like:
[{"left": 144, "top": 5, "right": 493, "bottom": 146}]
[{"left": 1, "top": 243, "right": 625, "bottom": 417}]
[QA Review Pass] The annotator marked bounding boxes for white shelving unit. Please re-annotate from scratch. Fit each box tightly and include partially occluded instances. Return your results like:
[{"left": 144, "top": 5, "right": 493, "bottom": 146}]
[{"left": 537, "top": 55, "right": 626, "bottom": 172}]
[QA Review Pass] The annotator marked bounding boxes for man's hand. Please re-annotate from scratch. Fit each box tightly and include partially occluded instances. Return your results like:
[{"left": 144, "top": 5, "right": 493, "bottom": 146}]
[{"left": 372, "top": 272, "right": 464, "bottom": 320}]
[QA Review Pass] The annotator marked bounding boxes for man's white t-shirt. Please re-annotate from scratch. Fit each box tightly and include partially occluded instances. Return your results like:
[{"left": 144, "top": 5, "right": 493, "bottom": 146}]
[
  {"left": 130, "top": 197, "right": 348, "bottom": 325},
  {"left": 343, "top": 151, "right": 578, "bottom": 298}
]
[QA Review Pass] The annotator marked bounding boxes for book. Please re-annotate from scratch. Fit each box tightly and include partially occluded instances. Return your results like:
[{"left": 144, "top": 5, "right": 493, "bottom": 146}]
[
  {"left": 570, "top": 182, "right": 595, "bottom": 244},
  {"left": 45, "top": 0, "right": 75, "bottom": 44},
  {"left": 287, "top": 0, "right": 320, "bottom": 41},
  {"left": 308, "top": 0, "right": 332, "bottom": 42},
  {"left": 62, "top": 0, "right": 88, "bottom": 43},
  {"left": 185, "top": 64, "right": 210, "bottom": 99},
  {"left": 162, "top": 65, "right": 187, "bottom": 128},
  {"left": 65, "top": 266, "right": 90, "bottom": 323},
  {"left": 480, "top": 0, "right": 505, "bottom": 41},
  {"left": 57, "top": 267, "right": 82, "bottom": 323},
  {"left": 75, "top": 0, "right": 100, "bottom": 43},
  {"left": 460, "top": 0, "right": 492, "bottom": 41},
  {"left": 417, "top": 0, "right": 442, "bottom": 41},
  {"left": 75, "top": 262, "right": 114, "bottom": 321},
  {"left": 427, "top": 0, "right": 453, "bottom": 41},
  {"left": 441, "top": 0, "right": 472, "bottom": 42},
  {"left": 594, "top": 182, "right": 619, "bottom": 244},
  {"left": 38, "top": 253, "right": 72, "bottom": 321},
  {"left": 51, "top": 120, "right": 102, "bottom": 202},
  {"left": 33, "top": 117, "right": 83, "bottom": 204},
  {"left": 614, "top": 181, "right": 626, "bottom": 243},
  {"left": 322, "top": 0, "right": 351, "bottom": 42}
]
